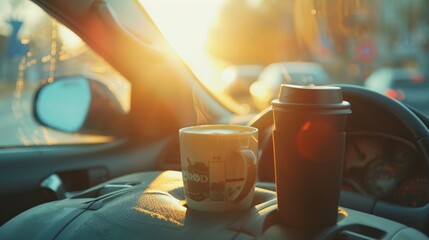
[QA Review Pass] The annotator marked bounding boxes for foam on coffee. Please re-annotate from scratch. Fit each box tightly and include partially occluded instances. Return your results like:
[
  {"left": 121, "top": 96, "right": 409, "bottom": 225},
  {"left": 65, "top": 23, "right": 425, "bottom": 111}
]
[{"left": 181, "top": 125, "right": 256, "bottom": 135}]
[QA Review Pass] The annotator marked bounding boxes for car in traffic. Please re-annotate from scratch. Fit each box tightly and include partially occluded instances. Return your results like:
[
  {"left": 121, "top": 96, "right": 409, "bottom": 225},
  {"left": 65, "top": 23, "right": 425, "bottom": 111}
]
[
  {"left": 250, "top": 61, "right": 330, "bottom": 110},
  {"left": 364, "top": 67, "right": 429, "bottom": 115},
  {"left": 221, "top": 64, "right": 263, "bottom": 106},
  {"left": 0, "top": 0, "right": 429, "bottom": 239}
]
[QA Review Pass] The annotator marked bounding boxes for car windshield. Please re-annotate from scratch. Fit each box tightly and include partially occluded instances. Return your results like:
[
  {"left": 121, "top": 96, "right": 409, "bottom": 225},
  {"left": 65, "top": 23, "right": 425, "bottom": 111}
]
[{"left": 138, "top": 0, "right": 429, "bottom": 116}]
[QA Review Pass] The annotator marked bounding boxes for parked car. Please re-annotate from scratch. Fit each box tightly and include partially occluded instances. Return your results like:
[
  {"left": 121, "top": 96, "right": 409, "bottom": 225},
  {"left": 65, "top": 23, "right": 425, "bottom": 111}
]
[
  {"left": 364, "top": 68, "right": 429, "bottom": 115},
  {"left": 221, "top": 65, "right": 263, "bottom": 103},
  {"left": 250, "top": 62, "right": 329, "bottom": 110},
  {"left": 1, "top": 0, "right": 429, "bottom": 239}
]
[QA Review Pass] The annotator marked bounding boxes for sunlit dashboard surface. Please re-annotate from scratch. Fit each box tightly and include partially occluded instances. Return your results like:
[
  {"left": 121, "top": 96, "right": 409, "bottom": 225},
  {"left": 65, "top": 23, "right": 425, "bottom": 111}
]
[{"left": 343, "top": 132, "right": 429, "bottom": 208}]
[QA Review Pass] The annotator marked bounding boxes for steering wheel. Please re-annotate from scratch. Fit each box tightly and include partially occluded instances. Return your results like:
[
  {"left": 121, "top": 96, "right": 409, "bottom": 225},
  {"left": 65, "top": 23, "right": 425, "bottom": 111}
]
[{"left": 339, "top": 84, "right": 429, "bottom": 165}]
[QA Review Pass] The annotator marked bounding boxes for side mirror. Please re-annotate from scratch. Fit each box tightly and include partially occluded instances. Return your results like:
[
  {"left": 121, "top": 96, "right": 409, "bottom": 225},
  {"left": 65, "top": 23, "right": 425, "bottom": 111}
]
[{"left": 34, "top": 76, "right": 129, "bottom": 136}]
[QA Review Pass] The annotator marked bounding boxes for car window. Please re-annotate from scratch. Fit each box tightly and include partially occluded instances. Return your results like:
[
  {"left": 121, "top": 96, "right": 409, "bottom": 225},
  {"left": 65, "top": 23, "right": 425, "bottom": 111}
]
[
  {"left": 393, "top": 79, "right": 429, "bottom": 88},
  {"left": 138, "top": 0, "right": 429, "bottom": 117},
  {"left": 0, "top": 1, "right": 130, "bottom": 147}
]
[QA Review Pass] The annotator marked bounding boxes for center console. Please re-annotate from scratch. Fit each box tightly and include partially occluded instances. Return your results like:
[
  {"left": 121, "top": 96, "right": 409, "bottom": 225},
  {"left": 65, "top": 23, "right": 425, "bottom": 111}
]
[{"left": 1, "top": 171, "right": 426, "bottom": 239}]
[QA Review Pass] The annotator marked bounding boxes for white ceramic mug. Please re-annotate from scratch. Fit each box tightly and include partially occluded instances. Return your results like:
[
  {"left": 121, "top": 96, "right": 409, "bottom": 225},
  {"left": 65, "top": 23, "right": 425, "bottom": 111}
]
[{"left": 179, "top": 125, "right": 258, "bottom": 212}]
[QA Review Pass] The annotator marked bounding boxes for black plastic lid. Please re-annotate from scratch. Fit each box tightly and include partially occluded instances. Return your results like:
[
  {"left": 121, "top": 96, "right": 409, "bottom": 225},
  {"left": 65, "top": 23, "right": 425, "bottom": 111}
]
[{"left": 271, "top": 84, "right": 351, "bottom": 114}]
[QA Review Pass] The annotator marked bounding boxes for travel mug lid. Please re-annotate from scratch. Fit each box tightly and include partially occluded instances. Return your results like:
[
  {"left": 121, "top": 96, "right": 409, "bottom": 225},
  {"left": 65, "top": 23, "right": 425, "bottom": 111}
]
[{"left": 272, "top": 84, "right": 351, "bottom": 114}]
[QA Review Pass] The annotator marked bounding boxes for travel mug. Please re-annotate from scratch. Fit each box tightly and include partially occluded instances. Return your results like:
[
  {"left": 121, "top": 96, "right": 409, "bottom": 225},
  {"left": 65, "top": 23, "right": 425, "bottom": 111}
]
[{"left": 272, "top": 84, "right": 351, "bottom": 228}]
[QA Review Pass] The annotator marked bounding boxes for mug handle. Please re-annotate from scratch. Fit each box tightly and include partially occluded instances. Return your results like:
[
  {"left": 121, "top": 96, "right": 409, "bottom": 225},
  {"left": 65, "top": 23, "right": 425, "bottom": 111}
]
[{"left": 232, "top": 148, "right": 257, "bottom": 202}]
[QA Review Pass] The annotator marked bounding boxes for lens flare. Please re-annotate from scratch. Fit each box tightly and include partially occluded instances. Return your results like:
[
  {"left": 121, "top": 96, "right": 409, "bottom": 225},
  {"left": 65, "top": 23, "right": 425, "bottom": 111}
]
[{"left": 296, "top": 121, "right": 340, "bottom": 162}]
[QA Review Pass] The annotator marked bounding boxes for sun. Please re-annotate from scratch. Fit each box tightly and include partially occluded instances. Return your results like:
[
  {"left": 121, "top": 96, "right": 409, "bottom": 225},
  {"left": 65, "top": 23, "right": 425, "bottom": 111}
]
[{"left": 137, "top": 0, "right": 226, "bottom": 91}]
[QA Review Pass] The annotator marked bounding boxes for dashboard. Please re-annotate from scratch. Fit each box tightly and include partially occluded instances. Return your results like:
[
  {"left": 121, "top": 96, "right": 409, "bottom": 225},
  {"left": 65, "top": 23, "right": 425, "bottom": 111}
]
[{"left": 343, "top": 132, "right": 429, "bottom": 207}]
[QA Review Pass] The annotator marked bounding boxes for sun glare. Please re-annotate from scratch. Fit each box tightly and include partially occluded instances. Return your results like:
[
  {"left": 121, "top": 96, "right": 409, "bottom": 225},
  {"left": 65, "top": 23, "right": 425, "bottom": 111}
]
[
  {"left": 58, "top": 24, "right": 84, "bottom": 53},
  {"left": 137, "top": 0, "right": 227, "bottom": 91}
]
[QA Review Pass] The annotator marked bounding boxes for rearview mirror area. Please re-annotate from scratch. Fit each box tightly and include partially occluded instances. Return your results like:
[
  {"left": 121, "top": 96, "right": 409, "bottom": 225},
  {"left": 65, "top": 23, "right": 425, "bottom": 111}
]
[
  {"left": 34, "top": 76, "right": 128, "bottom": 136},
  {"left": 35, "top": 76, "right": 91, "bottom": 132}
]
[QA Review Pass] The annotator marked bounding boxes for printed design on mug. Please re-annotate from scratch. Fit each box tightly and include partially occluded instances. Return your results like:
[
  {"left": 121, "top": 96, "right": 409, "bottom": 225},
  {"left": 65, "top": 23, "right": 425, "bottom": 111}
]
[
  {"left": 183, "top": 156, "right": 246, "bottom": 202},
  {"left": 183, "top": 158, "right": 210, "bottom": 201},
  {"left": 209, "top": 157, "right": 226, "bottom": 201},
  {"left": 226, "top": 178, "right": 243, "bottom": 201}
]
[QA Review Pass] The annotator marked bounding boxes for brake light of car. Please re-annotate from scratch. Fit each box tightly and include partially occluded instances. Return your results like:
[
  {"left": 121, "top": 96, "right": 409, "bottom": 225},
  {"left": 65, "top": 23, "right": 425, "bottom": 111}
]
[
  {"left": 411, "top": 73, "right": 424, "bottom": 84},
  {"left": 385, "top": 89, "right": 405, "bottom": 101}
]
